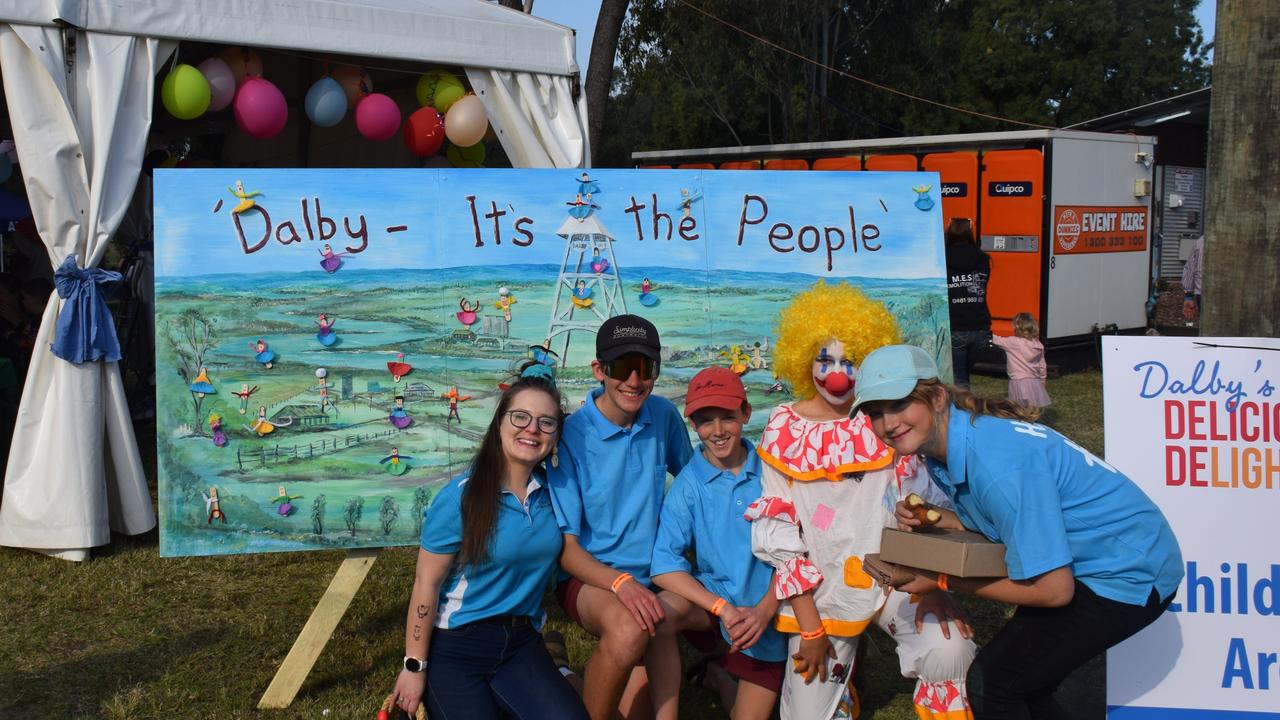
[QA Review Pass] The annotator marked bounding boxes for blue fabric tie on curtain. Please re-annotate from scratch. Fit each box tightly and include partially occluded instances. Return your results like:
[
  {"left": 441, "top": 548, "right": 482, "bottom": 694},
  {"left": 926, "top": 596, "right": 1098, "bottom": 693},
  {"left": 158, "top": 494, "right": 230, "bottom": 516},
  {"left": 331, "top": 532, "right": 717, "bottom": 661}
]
[{"left": 51, "top": 254, "right": 123, "bottom": 364}]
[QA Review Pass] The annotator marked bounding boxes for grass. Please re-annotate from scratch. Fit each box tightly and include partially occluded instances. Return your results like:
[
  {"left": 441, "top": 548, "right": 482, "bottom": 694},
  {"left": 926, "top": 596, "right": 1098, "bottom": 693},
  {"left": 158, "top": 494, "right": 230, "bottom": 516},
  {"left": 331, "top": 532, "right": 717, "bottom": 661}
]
[{"left": 0, "top": 371, "right": 1105, "bottom": 719}]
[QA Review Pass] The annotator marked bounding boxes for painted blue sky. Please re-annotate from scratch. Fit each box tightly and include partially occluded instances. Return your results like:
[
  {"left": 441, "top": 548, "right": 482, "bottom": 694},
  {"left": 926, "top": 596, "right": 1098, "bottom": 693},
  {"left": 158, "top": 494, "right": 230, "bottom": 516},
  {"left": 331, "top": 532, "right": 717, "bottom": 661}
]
[{"left": 154, "top": 168, "right": 946, "bottom": 280}]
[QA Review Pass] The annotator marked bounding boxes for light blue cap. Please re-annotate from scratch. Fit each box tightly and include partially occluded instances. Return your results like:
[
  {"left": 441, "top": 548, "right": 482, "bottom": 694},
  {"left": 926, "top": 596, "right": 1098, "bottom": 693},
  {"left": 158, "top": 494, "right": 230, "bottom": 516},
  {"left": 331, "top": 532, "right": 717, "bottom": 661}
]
[{"left": 851, "top": 345, "right": 938, "bottom": 414}]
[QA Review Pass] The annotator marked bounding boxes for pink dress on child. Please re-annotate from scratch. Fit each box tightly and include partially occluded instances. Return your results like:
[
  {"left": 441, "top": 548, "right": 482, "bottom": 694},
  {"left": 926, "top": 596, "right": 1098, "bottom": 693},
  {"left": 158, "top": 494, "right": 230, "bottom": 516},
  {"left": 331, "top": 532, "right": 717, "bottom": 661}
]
[{"left": 992, "top": 335, "right": 1051, "bottom": 408}]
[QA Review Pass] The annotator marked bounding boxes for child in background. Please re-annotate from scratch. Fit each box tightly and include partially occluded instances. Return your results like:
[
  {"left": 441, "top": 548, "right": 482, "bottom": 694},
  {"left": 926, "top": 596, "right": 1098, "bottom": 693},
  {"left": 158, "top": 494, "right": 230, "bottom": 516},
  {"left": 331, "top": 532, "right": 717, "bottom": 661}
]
[
  {"left": 991, "top": 312, "right": 1050, "bottom": 411},
  {"left": 652, "top": 366, "right": 786, "bottom": 720}
]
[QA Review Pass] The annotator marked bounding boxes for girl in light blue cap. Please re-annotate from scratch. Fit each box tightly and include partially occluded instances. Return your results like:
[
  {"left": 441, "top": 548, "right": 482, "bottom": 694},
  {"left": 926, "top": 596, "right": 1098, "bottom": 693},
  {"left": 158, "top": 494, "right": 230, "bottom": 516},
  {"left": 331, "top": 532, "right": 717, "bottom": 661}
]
[{"left": 853, "top": 344, "right": 1182, "bottom": 720}]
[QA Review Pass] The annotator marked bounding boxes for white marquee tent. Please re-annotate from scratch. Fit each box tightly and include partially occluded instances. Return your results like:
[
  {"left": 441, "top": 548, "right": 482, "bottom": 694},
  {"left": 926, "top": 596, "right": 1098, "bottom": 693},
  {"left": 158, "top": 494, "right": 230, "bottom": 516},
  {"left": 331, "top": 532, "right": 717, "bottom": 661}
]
[{"left": 0, "top": 0, "right": 589, "bottom": 560}]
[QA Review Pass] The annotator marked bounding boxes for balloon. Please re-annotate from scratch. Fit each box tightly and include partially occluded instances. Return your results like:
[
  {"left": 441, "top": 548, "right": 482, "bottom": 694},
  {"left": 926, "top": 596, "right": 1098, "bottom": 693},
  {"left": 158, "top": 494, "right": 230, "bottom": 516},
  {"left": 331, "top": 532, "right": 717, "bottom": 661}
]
[
  {"left": 160, "top": 64, "right": 211, "bottom": 120},
  {"left": 198, "top": 57, "right": 236, "bottom": 111},
  {"left": 234, "top": 77, "right": 288, "bottom": 140},
  {"left": 415, "top": 71, "right": 465, "bottom": 112},
  {"left": 403, "top": 107, "right": 445, "bottom": 157},
  {"left": 355, "top": 93, "right": 401, "bottom": 142},
  {"left": 219, "top": 47, "right": 263, "bottom": 86},
  {"left": 304, "top": 76, "right": 347, "bottom": 127},
  {"left": 333, "top": 65, "right": 373, "bottom": 109},
  {"left": 446, "top": 141, "right": 486, "bottom": 168},
  {"left": 444, "top": 95, "right": 488, "bottom": 147}
]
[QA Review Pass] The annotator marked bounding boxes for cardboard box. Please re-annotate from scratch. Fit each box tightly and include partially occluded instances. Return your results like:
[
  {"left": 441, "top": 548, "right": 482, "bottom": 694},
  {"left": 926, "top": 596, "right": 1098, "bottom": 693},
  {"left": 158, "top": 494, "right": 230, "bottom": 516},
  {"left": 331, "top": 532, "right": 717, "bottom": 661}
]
[{"left": 880, "top": 527, "right": 1008, "bottom": 578}]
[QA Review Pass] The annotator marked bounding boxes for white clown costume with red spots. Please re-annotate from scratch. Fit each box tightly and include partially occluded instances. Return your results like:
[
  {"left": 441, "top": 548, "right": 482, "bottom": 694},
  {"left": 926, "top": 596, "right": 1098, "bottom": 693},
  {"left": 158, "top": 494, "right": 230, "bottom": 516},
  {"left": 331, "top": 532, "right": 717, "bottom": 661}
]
[{"left": 749, "top": 404, "right": 975, "bottom": 720}]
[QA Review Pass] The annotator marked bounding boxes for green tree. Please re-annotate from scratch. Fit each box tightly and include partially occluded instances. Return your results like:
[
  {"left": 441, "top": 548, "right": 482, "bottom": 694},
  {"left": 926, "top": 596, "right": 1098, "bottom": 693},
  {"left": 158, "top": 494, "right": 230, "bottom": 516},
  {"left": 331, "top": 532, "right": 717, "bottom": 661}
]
[
  {"left": 343, "top": 496, "right": 365, "bottom": 538},
  {"left": 600, "top": 0, "right": 1210, "bottom": 165},
  {"left": 163, "top": 309, "right": 219, "bottom": 436},
  {"left": 411, "top": 486, "right": 432, "bottom": 536},
  {"left": 379, "top": 496, "right": 400, "bottom": 535},
  {"left": 310, "top": 494, "right": 327, "bottom": 536}
]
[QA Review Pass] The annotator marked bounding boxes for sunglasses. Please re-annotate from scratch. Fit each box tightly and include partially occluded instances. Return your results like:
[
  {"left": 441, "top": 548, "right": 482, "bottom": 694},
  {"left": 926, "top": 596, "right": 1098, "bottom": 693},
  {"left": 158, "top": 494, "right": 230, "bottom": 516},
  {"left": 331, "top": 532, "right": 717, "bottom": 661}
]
[
  {"left": 603, "top": 355, "right": 660, "bottom": 381},
  {"left": 505, "top": 410, "right": 560, "bottom": 434}
]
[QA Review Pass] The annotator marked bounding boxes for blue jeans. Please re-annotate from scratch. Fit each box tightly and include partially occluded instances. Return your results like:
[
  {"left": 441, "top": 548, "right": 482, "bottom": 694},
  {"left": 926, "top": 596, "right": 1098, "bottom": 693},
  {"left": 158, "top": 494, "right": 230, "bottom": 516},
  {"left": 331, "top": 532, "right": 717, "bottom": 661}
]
[
  {"left": 950, "top": 329, "right": 990, "bottom": 388},
  {"left": 425, "top": 619, "right": 588, "bottom": 720}
]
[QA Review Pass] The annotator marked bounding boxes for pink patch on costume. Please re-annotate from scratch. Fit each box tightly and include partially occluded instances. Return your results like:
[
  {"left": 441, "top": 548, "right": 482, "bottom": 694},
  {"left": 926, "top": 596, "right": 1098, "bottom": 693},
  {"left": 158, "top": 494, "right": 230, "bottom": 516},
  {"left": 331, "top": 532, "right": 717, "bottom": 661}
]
[{"left": 811, "top": 503, "right": 836, "bottom": 531}]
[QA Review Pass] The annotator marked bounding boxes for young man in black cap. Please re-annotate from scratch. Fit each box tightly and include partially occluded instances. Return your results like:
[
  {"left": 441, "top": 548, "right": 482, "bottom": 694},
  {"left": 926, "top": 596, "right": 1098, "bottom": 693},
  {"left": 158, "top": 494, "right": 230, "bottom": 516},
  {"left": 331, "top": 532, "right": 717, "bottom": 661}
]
[{"left": 548, "top": 314, "right": 697, "bottom": 720}]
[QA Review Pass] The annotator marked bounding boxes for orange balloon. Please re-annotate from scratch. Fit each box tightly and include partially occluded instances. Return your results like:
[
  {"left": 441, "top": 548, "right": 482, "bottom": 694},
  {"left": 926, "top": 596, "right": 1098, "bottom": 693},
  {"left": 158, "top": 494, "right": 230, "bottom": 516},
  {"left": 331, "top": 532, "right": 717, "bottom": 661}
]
[
  {"left": 332, "top": 65, "right": 374, "bottom": 109},
  {"left": 219, "top": 46, "right": 263, "bottom": 87}
]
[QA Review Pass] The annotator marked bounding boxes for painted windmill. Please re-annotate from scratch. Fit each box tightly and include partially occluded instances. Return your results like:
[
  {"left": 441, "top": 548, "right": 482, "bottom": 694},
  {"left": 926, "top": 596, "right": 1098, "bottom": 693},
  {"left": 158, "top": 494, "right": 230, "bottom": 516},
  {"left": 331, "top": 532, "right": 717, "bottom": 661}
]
[{"left": 544, "top": 173, "right": 627, "bottom": 365}]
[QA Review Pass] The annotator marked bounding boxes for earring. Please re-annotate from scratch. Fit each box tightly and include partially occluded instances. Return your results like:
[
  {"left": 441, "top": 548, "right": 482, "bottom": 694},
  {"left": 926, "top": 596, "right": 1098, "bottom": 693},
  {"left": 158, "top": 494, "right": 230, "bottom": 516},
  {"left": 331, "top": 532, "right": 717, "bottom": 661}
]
[{"left": 551, "top": 445, "right": 559, "bottom": 468}]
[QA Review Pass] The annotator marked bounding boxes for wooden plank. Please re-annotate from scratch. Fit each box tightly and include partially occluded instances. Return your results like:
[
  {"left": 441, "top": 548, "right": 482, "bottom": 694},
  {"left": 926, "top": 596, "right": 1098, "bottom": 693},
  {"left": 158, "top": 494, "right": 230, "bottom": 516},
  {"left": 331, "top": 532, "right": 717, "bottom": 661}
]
[{"left": 257, "top": 549, "right": 381, "bottom": 709}]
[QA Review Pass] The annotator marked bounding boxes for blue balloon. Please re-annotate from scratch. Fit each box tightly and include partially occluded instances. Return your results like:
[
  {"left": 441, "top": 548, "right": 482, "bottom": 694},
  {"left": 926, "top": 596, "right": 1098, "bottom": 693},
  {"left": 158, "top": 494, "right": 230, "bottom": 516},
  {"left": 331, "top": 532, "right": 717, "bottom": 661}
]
[{"left": 304, "top": 77, "right": 347, "bottom": 127}]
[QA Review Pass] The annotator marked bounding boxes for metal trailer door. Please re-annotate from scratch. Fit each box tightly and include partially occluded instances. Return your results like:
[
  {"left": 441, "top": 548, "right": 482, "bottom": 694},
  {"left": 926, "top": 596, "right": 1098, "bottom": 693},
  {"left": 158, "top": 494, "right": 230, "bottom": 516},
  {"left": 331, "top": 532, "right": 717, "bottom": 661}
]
[
  {"left": 1046, "top": 135, "right": 1154, "bottom": 338},
  {"left": 922, "top": 152, "right": 979, "bottom": 230},
  {"left": 978, "top": 149, "right": 1044, "bottom": 338}
]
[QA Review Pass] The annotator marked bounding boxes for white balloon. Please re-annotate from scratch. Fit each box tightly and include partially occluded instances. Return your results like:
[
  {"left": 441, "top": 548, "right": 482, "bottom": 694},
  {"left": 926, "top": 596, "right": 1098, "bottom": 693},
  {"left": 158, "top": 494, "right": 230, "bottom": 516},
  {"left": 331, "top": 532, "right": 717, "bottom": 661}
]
[{"left": 444, "top": 95, "right": 488, "bottom": 147}]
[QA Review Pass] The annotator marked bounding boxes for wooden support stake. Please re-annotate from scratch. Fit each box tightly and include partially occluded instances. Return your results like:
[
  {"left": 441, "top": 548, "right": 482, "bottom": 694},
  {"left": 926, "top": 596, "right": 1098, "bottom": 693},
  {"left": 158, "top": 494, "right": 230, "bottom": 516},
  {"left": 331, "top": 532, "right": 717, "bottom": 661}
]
[{"left": 258, "top": 548, "right": 381, "bottom": 709}]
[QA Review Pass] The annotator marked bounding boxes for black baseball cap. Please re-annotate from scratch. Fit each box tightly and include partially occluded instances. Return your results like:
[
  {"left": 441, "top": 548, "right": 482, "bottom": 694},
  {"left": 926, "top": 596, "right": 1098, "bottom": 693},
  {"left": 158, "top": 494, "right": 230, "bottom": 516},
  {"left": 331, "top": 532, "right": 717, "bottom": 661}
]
[{"left": 596, "top": 314, "right": 661, "bottom": 362}]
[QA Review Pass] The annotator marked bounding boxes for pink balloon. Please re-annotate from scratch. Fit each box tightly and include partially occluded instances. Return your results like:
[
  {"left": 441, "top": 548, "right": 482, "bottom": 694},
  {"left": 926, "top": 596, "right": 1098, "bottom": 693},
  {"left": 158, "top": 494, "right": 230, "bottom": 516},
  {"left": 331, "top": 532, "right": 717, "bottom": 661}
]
[
  {"left": 198, "top": 57, "right": 236, "bottom": 111},
  {"left": 234, "top": 77, "right": 288, "bottom": 140},
  {"left": 355, "top": 93, "right": 402, "bottom": 142}
]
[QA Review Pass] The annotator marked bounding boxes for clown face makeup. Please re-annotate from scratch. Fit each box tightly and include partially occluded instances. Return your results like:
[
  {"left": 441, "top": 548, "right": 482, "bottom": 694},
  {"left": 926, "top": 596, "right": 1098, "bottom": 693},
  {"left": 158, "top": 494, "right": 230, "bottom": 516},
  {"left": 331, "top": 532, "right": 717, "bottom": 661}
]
[{"left": 812, "top": 339, "right": 857, "bottom": 408}]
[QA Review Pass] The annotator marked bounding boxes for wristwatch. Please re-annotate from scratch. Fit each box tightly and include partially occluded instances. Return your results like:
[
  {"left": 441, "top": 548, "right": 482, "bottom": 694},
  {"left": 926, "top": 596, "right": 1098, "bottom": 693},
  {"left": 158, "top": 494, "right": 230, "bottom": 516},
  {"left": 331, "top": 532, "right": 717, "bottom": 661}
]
[{"left": 403, "top": 655, "right": 427, "bottom": 673}]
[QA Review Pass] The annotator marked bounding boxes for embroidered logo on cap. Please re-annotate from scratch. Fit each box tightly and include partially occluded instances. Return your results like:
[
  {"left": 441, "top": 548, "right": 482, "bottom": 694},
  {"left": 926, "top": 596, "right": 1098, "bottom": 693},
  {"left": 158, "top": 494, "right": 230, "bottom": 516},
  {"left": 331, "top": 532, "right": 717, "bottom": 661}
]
[{"left": 612, "top": 325, "right": 649, "bottom": 340}]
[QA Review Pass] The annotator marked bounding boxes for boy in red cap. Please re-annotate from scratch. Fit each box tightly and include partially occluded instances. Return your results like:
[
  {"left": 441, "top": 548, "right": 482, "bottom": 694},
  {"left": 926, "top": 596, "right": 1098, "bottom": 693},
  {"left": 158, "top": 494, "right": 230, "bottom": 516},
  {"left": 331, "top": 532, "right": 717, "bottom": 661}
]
[{"left": 651, "top": 366, "right": 787, "bottom": 719}]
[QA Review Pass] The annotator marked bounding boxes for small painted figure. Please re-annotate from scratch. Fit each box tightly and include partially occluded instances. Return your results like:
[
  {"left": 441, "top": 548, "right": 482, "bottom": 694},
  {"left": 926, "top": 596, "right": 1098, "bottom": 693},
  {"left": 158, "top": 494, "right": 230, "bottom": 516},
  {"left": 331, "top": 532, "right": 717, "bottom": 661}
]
[
  {"left": 749, "top": 341, "right": 769, "bottom": 370},
  {"left": 441, "top": 386, "right": 472, "bottom": 424},
  {"left": 315, "top": 367, "right": 338, "bottom": 414},
  {"left": 389, "top": 395, "right": 413, "bottom": 429},
  {"left": 249, "top": 405, "right": 292, "bottom": 436},
  {"left": 387, "top": 352, "right": 412, "bottom": 382},
  {"left": 590, "top": 247, "right": 610, "bottom": 274},
  {"left": 571, "top": 279, "right": 593, "bottom": 308},
  {"left": 272, "top": 485, "right": 303, "bottom": 517},
  {"left": 315, "top": 313, "right": 338, "bottom": 347},
  {"left": 577, "top": 172, "right": 601, "bottom": 196},
  {"left": 204, "top": 486, "right": 226, "bottom": 524},
  {"left": 251, "top": 339, "right": 276, "bottom": 369},
  {"left": 380, "top": 446, "right": 415, "bottom": 476},
  {"left": 638, "top": 277, "right": 659, "bottom": 307},
  {"left": 912, "top": 184, "right": 935, "bottom": 211},
  {"left": 494, "top": 287, "right": 517, "bottom": 322},
  {"left": 457, "top": 297, "right": 480, "bottom": 326},
  {"left": 319, "top": 243, "right": 348, "bottom": 273},
  {"left": 678, "top": 187, "right": 703, "bottom": 218},
  {"left": 209, "top": 413, "right": 227, "bottom": 447},
  {"left": 189, "top": 366, "right": 216, "bottom": 397},
  {"left": 232, "top": 383, "right": 259, "bottom": 414},
  {"left": 719, "top": 344, "right": 751, "bottom": 375},
  {"left": 228, "top": 180, "right": 262, "bottom": 214},
  {"left": 528, "top": 342, "right": 559, "bottom": 369}
]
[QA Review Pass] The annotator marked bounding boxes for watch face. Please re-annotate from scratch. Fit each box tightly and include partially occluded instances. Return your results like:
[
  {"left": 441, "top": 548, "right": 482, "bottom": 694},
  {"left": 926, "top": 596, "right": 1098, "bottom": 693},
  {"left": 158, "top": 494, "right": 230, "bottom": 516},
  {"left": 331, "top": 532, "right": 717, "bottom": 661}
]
[{"left": 404, "top": 656, "right": 425, "bottom": 673}]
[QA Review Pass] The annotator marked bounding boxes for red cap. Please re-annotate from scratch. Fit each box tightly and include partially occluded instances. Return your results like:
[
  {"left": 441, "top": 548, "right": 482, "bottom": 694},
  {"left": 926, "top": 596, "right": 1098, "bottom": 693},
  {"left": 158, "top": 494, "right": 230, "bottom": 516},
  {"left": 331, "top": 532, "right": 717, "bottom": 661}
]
[{"left": 684, "top": 366, "right": 747, "bottom": 417}]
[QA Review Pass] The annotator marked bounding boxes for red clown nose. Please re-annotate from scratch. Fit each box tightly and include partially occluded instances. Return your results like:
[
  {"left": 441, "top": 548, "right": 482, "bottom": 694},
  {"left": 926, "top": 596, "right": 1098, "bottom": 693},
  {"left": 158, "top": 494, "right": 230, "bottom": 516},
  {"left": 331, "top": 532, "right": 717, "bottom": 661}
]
[{"left": 820, "top": 371, "right": 852, "bottom": 395}]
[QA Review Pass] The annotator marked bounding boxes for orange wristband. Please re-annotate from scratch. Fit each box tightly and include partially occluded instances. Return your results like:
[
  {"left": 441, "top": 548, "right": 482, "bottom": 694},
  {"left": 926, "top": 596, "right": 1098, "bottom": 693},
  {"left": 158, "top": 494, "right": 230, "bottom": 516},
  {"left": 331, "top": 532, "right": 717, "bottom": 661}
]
[
  {"left": 936, "top": 573, "right": 950, "bottom": 592},
  {"left": 799, "top": 626, "right": 826, "bottom": 641},
  {"left": 610, "top": 572, "right": 634, "bottom": 593},
  {"left": 710, "top": 598, "right": 727, "bottom": 616}
]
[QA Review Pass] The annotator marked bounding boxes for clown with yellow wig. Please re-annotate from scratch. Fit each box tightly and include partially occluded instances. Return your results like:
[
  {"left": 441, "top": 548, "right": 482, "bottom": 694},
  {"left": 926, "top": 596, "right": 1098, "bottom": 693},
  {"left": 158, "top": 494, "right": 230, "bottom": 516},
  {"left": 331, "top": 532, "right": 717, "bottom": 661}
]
[{"left": 746, "top": 281, "right": 975, "bottom": 720}]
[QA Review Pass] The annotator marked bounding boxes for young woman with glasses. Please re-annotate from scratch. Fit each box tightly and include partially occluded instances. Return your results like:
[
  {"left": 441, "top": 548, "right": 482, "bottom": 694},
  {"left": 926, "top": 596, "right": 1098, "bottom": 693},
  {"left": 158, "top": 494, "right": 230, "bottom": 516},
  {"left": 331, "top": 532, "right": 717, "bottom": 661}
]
[{"left": 391, "top": 367, "right": 588, "bottom": 720}]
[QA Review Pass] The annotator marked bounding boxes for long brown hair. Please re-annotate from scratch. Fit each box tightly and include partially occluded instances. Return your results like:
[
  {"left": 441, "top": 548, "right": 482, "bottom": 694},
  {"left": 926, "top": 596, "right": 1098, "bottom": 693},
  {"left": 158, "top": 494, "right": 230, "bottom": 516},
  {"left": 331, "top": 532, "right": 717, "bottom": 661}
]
[
  {"left": 458, "top": 375, "right": 563, "bottom": 565},
  {"left": 913, "top": 378, "right": 1041, "bottom": 422}
]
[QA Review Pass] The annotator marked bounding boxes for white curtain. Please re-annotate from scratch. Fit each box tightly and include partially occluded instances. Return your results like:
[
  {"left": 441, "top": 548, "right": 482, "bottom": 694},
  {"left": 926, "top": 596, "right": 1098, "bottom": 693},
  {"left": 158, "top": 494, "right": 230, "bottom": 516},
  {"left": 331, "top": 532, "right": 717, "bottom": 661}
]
[
  {"left": 0, "top": 25, "right": 168, "bottom": 560},
  {"left": 467, "top": 69, "right": 590, "bottom": 168}
]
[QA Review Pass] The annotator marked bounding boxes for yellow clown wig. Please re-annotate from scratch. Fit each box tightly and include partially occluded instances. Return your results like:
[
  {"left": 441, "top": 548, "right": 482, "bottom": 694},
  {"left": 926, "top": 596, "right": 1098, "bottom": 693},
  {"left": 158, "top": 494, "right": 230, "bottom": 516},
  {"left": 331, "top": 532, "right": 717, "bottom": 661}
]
[{"left": 773, "top": 280, "right": 901, "bottom": 400}]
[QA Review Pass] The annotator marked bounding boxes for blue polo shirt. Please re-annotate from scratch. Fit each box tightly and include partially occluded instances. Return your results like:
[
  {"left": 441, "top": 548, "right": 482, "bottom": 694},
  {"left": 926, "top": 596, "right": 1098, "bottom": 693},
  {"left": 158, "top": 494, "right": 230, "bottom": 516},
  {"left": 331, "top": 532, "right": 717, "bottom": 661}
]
[
  {"left": 548, "top": 387, "right": 694, "bottom": 586},
  {"left": 926, "top": 408, "right": 1183, "bottom": 606},
  {"left": 652, "top": 440, "right": 786, "bottom": 662},
  {"left": 420, "top": 472, "right": 562, "bottom": 629}
]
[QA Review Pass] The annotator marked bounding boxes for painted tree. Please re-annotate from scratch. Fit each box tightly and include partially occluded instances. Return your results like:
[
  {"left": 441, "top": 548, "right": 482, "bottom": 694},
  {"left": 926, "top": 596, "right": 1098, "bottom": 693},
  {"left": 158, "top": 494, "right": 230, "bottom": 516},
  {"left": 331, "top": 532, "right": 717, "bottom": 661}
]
[
  {"left": 310, "top": 494, "right": 327, "bottom": 536},
  {"left": 411, "top": 486, "right": 432, "bottom": 536},
  {"left": 163, "top": 308, "right": 219, "bottom": 436},
  {"left": 1202, "top": 0, "right": 1278, "bottom": 336},
  {"left": 379, "top": 495, "right": 400, "bottom": 535},
  {"left": 343, "top": 496, "right": 365, "bottom": 538}
]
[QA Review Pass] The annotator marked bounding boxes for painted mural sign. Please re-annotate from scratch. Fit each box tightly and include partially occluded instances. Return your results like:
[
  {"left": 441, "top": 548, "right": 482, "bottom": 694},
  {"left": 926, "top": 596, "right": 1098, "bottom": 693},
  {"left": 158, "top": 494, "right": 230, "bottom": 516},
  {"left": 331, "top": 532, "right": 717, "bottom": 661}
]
[{"left": 154, "top": 168, "right": 951, "bottom": 557}]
